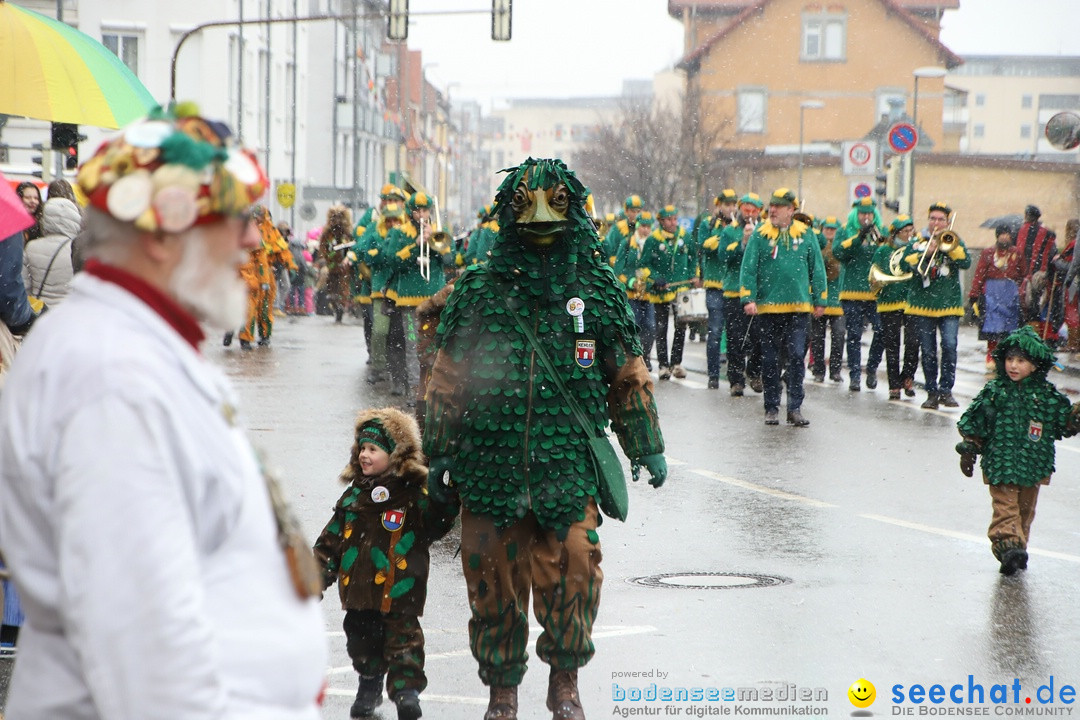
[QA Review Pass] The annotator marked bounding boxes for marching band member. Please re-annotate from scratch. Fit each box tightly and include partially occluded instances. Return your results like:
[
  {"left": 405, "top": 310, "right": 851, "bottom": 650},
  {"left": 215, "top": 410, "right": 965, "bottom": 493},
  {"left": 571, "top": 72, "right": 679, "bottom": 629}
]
[
  {"left": 720, "top": 193, "right": 764, "bottom": 396},
  {"left": 871, "top": 216, "right": 919, "bottom": 400},
  {"left": 833, "top": 198, "right": 886, "bottom": 392},
  {"left": 740, "top": 188, "right": 827, "bottom": 427},
  {"left": 808, "top": 216, "right": 846, "bottom": 383},
  {"left": 901, "top": 202, "right": 971, "bottom": 409}
]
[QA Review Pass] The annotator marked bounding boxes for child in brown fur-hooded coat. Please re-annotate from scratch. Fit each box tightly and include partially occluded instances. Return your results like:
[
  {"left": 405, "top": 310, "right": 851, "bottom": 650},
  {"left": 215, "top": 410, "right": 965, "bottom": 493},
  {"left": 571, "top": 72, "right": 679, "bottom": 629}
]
[{"left": 314, "top": 407, "right": 458, "bottom": 720}]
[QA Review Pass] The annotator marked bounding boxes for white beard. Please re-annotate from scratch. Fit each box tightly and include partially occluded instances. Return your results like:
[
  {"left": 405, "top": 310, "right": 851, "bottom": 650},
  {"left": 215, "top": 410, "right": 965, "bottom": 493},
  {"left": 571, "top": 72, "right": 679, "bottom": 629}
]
[{"left": 169, "top": 229, "right": 249, "bottom": 332}]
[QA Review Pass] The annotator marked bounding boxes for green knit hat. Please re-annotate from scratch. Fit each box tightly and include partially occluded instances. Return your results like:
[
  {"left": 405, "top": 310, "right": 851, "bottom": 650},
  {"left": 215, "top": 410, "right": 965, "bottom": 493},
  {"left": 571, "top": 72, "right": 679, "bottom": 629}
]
[
  {"left": 356, "top": 419, "right": 395, "bottom": 453},
  {"left": 658, "top": 204, "right": 678, "bottom": 219},
  {"left": 890, "top": 215, "right": 914, "bottom": 233},
  {"left": 994, "top": 325, "right": 1056, "bottom": 375},
  {"left": 624, "top": 194, "right": 643, "bottom": 210}
]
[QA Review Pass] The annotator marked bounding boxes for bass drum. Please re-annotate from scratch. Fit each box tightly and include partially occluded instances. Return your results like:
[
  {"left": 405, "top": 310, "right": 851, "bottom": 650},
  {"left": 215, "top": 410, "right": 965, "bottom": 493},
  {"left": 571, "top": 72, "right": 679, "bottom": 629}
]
[{"left": 673, "top": 288, "right": 708, "bottom": 324}]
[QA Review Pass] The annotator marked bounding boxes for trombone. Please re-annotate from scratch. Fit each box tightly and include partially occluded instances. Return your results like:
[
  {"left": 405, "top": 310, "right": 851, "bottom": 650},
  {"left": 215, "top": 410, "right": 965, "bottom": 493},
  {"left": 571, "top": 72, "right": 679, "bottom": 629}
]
[{"left": 916, "top": 213, "right": 960, "bottom": 277}]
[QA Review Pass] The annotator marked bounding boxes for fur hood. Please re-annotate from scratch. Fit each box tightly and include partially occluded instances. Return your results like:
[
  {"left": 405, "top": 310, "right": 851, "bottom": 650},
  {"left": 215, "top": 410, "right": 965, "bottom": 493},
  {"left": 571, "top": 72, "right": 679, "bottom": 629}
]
[{"left": 340, "top": 406, "right": 426, "bottom": 487}]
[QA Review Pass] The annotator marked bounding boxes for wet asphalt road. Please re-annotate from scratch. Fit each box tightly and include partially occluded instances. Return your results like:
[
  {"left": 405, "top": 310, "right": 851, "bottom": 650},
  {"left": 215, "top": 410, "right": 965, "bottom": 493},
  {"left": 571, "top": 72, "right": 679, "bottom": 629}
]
[{"left": 212, "top": 313, "right": 1080, "bottom": 719}]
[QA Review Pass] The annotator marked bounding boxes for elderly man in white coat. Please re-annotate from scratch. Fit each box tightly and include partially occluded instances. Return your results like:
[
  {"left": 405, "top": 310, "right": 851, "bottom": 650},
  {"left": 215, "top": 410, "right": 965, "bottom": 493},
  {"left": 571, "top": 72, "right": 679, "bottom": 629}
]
[{"left": 0, "top": 106, "right": 328, "bottom": 720}]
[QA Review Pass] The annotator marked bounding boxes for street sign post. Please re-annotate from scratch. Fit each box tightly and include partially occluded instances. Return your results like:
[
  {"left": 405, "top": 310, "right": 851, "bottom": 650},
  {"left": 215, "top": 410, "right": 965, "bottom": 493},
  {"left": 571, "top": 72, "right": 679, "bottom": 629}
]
[
  {"left": 848, "top": 181, "right": 873, "bottom": 207},
  {"left": 842, "top": 141, "right": 876, "bottom": 176},
  {"left": 887, "top": 122, "right": 919, "bottom": 155}
]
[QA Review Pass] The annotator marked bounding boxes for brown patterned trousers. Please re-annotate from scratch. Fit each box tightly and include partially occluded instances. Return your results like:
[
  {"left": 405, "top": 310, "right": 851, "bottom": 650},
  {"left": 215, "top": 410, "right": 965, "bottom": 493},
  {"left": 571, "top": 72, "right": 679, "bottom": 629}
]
[
  {"left": 460, "top": 499, "right": 603, "bottom": 687},
  {"left": 986, "top": 479, "right": 1046, "bottom": 559}
]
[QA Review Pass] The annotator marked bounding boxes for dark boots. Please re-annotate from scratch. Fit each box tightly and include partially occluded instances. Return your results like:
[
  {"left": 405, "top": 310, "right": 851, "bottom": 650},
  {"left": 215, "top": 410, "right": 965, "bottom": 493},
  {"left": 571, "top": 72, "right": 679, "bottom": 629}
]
[
  {"left": 350, "top": 675, "right": 383, "bottom": 718},
  {"left": 547, "top": 668, "right": 586, "bottom": 720},
  {"left": 393, "top": 689, "right": 422, "bottom": 720},
  {"left": 484, "top": 685, "right": 519, "bottom": 720}
]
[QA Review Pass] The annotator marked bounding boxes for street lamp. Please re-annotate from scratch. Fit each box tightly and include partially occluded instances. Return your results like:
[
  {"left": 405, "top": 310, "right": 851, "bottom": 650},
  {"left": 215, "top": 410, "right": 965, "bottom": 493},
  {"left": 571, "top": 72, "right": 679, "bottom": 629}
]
[
  {"left": 798, "top": 100, "right": 825, "bottom": 203},
  {"left": 908, "top": 66, "right": 948, "bottom": 217}
]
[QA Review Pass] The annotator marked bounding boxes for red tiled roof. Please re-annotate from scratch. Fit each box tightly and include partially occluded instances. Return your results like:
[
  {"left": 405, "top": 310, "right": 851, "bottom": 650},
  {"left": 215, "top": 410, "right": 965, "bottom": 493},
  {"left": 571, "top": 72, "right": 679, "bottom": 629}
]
[
  {"left": 668, "top": 0, "right": 958, "bottom": 13},
  {"left": 676, "top": 0, "right": 962, "bottom": 70}
]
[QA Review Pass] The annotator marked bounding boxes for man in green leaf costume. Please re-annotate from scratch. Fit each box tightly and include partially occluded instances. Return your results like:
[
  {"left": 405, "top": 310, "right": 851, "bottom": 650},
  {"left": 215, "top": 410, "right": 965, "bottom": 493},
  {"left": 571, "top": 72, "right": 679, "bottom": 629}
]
[
  {"left": 423, "top": 158, "right": 666, "bottom": 720},
  {"left": 956, "top": 326, "right": 1079, "bottom": 575}
]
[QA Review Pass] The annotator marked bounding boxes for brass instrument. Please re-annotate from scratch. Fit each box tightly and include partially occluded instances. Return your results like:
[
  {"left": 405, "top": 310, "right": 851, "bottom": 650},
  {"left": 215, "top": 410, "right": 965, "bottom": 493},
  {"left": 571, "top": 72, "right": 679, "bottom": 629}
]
[
  {"left": 916, "top": 220, "right": 960, "bottom": 277},
  {"left": 1046, "top": 111, "right": 1080, "bottom": 151},
  {"left": 822, "top": 239, "right": 842, "bottom": 283},
  {"left": 868, "top": 247, "right": 913, "bottom": 292}
]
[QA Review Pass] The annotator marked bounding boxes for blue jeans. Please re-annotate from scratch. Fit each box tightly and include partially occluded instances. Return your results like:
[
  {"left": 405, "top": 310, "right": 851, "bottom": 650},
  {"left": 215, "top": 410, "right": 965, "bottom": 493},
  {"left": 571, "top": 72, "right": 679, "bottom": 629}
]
[
  {"left": 630, "top": 300, "right": 656, "bottom": 367},
  {"left": 705, "top": 289, "right": 726, "bottom": 379},
  {"left": 842, "top": 299, "right": 883, "bottom": 377},
  {"left": 917, "top": 315, "right": 960, "bottom": 393},
  {"left": 759, "top": 313, "right": 810, "bottom": 413}
]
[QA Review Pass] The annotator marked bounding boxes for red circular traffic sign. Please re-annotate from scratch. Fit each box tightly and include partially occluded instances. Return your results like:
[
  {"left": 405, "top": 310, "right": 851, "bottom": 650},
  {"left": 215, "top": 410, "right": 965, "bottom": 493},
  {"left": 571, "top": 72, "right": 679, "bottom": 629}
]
[
  {"left": 888, "top": 123, "right": 919, "bottom": 154},
  {"left": 848, "top": 142, "right": 872, "bottom": 167},
  {"left": 854, "top": 183, "right": 872, "bottom": 198}
]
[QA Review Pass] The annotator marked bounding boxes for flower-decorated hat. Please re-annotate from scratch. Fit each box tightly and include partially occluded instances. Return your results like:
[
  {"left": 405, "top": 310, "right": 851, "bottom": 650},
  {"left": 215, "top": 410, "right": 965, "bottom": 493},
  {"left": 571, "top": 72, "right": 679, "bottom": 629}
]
[{"left": 76, "top": 102, "right": 267, "bottom": 234}]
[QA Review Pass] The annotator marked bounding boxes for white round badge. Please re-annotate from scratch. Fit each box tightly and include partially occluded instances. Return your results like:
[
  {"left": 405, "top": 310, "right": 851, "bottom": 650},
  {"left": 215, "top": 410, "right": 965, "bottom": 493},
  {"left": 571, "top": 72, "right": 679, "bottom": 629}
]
[
  {"left": 106, "top": 171, "right": 153, "bottom": 222},
  {"left": 566, "top": 297, "right": 585, "bottom": 317},
  {"left": 371, "top": 486, "right": 390, "bottom": 503}
]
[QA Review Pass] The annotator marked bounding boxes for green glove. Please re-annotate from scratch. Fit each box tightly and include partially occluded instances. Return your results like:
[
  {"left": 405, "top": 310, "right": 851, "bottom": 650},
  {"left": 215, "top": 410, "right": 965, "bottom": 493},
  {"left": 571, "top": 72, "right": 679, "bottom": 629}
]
[
  {"left": 632, "top": 454, "right": 667, "bottom": 488},
  {"left": 426, "top": 456, "right": 457, "bottom": 506}
]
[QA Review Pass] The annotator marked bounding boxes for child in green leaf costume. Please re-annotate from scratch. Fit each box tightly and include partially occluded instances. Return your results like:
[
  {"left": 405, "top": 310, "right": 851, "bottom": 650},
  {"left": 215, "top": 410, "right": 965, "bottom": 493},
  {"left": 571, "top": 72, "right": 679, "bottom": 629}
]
[
  {"left": 956, "top": 326, "right": 1080, "bottom": 576},
  {"left": 314, "top": 407, "right": 457, "bottom": 720}
]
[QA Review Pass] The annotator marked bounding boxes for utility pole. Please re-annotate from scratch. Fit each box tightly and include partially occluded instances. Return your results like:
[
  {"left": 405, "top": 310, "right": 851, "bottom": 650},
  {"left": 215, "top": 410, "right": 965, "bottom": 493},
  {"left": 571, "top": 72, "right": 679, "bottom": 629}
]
[{"left": 351, "top": 0, "right": 362, "bottom": 214}]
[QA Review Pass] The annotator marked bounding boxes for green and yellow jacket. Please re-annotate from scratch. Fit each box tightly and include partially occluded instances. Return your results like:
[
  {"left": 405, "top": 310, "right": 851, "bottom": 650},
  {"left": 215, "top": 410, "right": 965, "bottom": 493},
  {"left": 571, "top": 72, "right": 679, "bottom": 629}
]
[
  {"left": 739, "top": 220, "right": 827, "bottom": 313},
  {"left": 720, "top": 223, "right": 752, "bottom": 299},
  {"left": 603, "top": 218, "right": 634, "bottom": 267},
  {"left": 699, "top": 222, "right": 731, "bottom": 290},
  {"left": 355, "top": 217, "right": 394, "bottom": 300},
  {"left": 384, "top": 220, "right": 450, "bottom": 307},
  {"left": 833, "top": 226, "right": 884, "bottom": 301},
  {"left": 646, "top": 227, "right": 693, "bottom": 304},
  {"left": 871, "top": 241, "right": 913, "bottom": 313},
  {"left": 464, "top": 220, "right": 499, "bottom": 266},
  {"left": 900, "top": 235, "right": 971, "bottom": 317},
  {"left": 614, "top": 232, "right": 664, "bottom": 301}
]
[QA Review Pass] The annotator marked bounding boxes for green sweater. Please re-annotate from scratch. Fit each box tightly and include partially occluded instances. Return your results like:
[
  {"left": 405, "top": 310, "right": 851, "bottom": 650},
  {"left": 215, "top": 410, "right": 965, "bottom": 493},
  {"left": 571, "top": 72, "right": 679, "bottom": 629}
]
[
  {"left": 699, "top": 222, "right": 729, "bottom": 290},
  {"left": 603, "top": 218, "right": 634, "bottom": 266},
  {"left": 739, "top": 220, "right": 827, "bottom": 313},
  {"left": 832, "top": 225, "right": 882, "bottom": 301},
  {"left": 720, "top": 223, "right": 751, "bottom": 298},
  {"left": 384, "top": 221, "right": 449, "bottom": 307},
  {"left": 899, "top": 237, "right": 971, "bottom": 316},
  {"left": 871, "top": 241, "right": 913, "bottom": 312},
  {"left": 818, "top": 231, "right": 845, "bottom": 314},
  {"left": 646, "top": 227, "right": 693, "bottom": 303},
  {"left": 356, "top": 219, "right": 393, "bottom": 300}
]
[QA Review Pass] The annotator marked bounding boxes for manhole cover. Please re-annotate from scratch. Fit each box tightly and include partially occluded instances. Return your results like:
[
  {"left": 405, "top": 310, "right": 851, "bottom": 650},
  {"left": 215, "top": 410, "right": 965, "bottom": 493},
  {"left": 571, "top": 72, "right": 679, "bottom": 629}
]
[{"left": 627, "top": 572, "right": 791, "bottom": 590}]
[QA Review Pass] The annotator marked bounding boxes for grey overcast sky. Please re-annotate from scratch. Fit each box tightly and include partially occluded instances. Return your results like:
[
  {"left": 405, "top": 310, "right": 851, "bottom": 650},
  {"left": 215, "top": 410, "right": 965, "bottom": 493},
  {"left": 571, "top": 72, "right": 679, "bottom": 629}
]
[{"left": 403, "top": 0, "right": 1080, "bottom": 108}]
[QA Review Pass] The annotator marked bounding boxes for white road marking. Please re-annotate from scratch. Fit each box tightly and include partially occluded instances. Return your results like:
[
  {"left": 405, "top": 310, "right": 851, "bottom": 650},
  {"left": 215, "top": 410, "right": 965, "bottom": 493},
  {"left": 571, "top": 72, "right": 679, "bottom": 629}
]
[
  {"left": 690, "top": 469, "right": 836, "bottom": 508},
  {"left": 860, "top": 513, "right": 1080, "bottom": 563},
  {"left": 322, "top": 687, "right": 489, "bottom": 704}
]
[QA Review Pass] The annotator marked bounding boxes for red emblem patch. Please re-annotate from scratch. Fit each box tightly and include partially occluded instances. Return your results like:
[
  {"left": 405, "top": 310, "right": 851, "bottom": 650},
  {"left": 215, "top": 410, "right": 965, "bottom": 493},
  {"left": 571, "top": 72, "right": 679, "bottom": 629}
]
[
  {"left": 1028, "top": 420, "right": 1043, "bottom": 442},
  {"left": 381, "top": 509, "right": 405, "bottom": 531}
]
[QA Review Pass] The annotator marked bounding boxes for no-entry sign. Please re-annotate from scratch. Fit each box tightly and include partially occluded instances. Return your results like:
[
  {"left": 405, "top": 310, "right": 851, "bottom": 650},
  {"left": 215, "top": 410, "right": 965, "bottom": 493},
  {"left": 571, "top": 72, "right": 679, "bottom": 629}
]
[{"left": 888, "top": 123, "right": 919, "bottom": 154}]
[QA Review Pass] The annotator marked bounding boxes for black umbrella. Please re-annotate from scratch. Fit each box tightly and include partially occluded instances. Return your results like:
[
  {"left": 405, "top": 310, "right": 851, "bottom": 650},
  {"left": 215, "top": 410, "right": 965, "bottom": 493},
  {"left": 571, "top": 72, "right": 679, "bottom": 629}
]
[{"left": 980, "top": 213, "right": 1024, "bottom": 234}]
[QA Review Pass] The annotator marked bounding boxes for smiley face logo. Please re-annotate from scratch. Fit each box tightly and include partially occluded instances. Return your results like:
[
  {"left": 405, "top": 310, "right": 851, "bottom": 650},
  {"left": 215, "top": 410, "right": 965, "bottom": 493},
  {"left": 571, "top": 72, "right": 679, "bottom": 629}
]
[{"left": 848, "top": 678, "right": 876, "bottom": 708}]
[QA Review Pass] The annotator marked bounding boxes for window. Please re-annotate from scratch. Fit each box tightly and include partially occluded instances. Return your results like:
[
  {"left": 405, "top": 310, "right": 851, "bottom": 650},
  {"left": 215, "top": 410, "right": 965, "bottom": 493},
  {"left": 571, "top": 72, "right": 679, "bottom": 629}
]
[
  {"left": 737, "top": 88, "right": 767, "bottom": 134},
  {"left": 102, "top": 33, "right": 139, "bottom": 76},
  {"left": 974, "top": 124, "right": 985, "bottom": 138},
  {"left": 801, "top": 12, "right": 846, "bottom": 61},
  {"left": 1022, "top": 95, "right": 1032, "bottom": 109},
  {"left": 975, "top": 94, "right": 985, "bottom": 107},
  {"left": 876, "top": 89, "right": 907, "bottom": 120},
  {"left": 1020, "top": 124, "right": 1031, "bottom": 138}
]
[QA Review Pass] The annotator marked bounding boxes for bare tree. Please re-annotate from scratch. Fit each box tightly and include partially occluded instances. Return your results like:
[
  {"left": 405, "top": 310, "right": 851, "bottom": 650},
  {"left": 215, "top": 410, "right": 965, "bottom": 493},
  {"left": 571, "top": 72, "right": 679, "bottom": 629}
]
[{"left": 574, "top": 92, "right": 730, "bottom": 216}]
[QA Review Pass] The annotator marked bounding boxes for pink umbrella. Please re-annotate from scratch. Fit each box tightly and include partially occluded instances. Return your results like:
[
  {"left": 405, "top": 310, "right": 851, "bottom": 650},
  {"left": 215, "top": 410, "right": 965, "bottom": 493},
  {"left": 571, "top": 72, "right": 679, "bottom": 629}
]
[{"left": 0, "top": 172, "right": 34, "bottom": 241}]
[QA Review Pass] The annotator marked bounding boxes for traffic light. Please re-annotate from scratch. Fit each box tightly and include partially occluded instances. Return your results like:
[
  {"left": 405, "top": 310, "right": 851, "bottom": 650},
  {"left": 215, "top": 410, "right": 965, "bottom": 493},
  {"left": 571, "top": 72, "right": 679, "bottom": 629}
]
[
  {"left": 387, "top": 0, "right": 408, "bottom": 40},
  {"left": 492, "top": 0, "right": 512, "bottom": 41},
  {"left": 50, "top": 122, "right": 86, "bottom": 172}
]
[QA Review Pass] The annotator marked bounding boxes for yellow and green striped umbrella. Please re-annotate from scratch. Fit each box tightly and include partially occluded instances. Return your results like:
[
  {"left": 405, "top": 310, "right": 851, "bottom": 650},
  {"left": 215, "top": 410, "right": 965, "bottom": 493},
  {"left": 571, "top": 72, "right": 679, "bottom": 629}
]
[{"left": 0, "top": 1, "right": 157, "bottom": 129}]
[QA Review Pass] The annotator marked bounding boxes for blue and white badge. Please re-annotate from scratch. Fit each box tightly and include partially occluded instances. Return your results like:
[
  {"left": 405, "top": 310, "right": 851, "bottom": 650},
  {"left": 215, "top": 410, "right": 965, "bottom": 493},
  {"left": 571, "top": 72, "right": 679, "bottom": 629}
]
[{"left": 371, "top": 486, "right": 390, "bottom": 503}]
